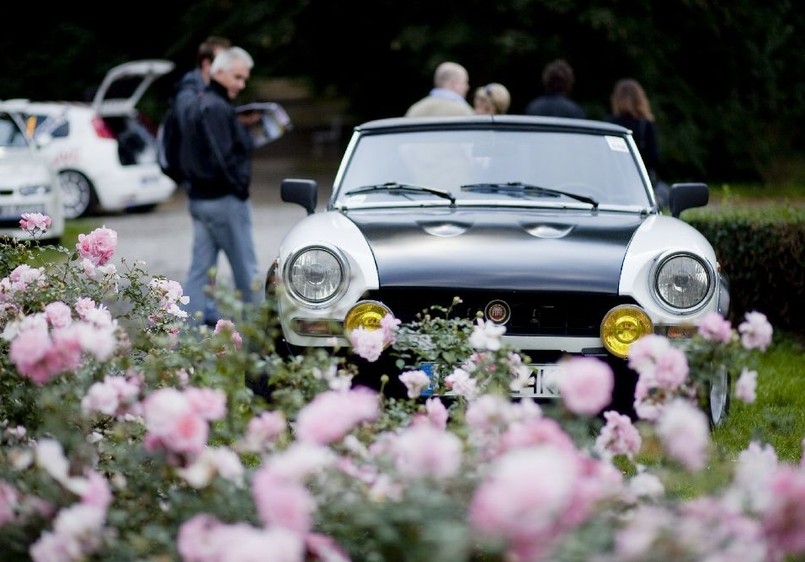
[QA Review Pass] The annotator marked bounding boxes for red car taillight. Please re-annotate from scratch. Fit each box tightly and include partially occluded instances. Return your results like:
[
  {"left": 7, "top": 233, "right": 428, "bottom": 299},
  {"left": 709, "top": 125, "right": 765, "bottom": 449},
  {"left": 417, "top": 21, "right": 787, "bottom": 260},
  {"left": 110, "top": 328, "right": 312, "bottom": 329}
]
[{"left": 91, "top": 116, "right": 115, "bottom": 139}]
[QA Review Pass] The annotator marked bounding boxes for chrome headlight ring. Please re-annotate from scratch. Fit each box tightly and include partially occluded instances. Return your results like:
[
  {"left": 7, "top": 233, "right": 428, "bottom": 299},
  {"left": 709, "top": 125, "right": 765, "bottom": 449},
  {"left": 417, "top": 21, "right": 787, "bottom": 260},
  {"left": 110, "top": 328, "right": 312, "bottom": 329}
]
[
  {"left": 283, "top": 245, "right": 350, "bottom": 308},
  {"left": 650, "top": 251, "right": 715, "bottom": 314}
]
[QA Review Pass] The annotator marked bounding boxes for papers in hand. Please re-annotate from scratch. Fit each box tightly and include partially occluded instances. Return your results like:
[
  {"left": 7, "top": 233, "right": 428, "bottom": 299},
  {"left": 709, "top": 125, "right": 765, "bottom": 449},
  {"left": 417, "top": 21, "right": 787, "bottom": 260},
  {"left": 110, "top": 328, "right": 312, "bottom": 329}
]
[{"left": 236, "top": 102, "right": 293, "bottom": 147}]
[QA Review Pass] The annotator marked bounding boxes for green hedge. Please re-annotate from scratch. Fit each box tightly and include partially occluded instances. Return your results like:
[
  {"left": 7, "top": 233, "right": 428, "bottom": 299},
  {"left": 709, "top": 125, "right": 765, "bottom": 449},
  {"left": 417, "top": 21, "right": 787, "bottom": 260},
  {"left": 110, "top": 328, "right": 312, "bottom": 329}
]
[{"left": 684, "top": 202, "right": 804, "bottom": 335}]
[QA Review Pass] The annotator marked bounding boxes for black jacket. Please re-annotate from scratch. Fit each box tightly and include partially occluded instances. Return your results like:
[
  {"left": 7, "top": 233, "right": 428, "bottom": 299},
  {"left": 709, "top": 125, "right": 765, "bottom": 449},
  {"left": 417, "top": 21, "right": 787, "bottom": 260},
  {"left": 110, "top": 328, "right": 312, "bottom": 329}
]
[
  {"left": 525, "top": 94, "right": 586, "bottom": 119},
  {"left": 179, "top": 80, "right": 254, "bottom": 200},
  {"left": 608, "top": 115, "right": 659, "bottom": 181}
]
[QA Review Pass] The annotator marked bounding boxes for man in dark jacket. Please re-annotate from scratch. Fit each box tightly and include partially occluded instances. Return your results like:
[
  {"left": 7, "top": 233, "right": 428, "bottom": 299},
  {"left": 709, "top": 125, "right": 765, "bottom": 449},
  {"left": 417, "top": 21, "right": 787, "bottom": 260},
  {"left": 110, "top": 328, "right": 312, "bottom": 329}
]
[
  {"left": 525, "top": 59, "right": 586, "bottom": 119},
  {"left": 158, "top": 36, "right": 230, "bottom": 183},
  {"left": 179, "top": 46, "right": 262, "bottom": 326}
]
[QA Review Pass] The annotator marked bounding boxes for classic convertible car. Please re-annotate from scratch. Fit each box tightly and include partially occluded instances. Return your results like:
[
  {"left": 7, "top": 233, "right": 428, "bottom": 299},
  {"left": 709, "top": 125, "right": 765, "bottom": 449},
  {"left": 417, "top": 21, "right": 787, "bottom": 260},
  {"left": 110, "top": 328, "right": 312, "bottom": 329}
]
[{"left": 266, "top": 115, "right": 730, "bottom": 421}]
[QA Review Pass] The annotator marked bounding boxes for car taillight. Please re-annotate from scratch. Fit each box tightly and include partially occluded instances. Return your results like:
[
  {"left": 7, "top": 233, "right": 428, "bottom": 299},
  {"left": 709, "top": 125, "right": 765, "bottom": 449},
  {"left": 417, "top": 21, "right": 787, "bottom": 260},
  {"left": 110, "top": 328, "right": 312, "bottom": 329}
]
[{"left": 91, "top": 116, "right": 115, "bottom": 139}]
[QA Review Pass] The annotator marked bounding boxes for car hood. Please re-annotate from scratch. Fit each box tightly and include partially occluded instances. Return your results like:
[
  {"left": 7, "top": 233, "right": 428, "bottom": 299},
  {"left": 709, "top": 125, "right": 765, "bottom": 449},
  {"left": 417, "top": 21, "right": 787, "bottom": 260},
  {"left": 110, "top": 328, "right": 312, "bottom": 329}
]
[
  {"left": 345, "top": 208, "right": 645, "bottom": 293},
  {"left": 0, "top": 150, "right": 52, "bottom": 183}
]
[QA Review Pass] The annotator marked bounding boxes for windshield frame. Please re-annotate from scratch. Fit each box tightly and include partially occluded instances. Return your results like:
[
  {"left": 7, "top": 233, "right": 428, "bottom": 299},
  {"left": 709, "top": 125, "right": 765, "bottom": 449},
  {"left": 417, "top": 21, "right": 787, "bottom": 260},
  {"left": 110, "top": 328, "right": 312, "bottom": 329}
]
[{"left": 331, "top": 125, "right": 654, "bottom": 212}]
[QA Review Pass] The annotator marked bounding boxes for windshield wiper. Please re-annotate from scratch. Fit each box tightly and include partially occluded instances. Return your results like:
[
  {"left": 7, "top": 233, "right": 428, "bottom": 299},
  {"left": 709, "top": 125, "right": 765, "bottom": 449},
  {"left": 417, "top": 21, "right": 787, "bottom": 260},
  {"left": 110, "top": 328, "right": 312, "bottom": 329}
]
[
  {"left": 460, "top": 182, "right": 598, "bottom": 208},
  {"left": 346, "top": 182, "right": 456, "bottom": 205}
]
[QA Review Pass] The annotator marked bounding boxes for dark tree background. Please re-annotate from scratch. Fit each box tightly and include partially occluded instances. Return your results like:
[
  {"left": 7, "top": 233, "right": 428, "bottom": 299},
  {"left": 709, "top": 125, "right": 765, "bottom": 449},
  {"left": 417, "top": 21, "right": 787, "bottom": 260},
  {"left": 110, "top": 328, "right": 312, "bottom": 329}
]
[{"left": 3, "top": 0, "right": 804, "bottom": 185}]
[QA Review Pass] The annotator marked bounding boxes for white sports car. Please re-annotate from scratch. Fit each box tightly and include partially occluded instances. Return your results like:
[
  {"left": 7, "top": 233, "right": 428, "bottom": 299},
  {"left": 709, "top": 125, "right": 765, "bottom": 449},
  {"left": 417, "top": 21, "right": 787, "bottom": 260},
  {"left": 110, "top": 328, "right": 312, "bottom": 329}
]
[
  {"left": 267, "top": 115, "right": 731, "bottom": 421},
  {"left": 8, "top": 60, "right": 176, "bottom": 219}
]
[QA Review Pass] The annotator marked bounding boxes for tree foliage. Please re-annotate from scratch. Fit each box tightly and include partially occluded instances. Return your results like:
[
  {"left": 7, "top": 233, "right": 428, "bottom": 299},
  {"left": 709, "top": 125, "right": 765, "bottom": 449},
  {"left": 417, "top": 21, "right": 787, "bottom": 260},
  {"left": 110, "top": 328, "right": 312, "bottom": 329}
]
[{"left": 3, "top": 0, "right": 804, "bottom": 184}]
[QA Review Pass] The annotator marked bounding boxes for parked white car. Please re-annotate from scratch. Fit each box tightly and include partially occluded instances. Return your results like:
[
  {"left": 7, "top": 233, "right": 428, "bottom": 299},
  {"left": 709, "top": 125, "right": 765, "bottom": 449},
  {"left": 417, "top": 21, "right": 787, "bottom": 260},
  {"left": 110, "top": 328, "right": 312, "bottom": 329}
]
[
  {"left": 9, "top": 60, "right": 177, "bottom": 219},
  {"left": 0, "top": 103, "right": 64, "bottom": 243}
]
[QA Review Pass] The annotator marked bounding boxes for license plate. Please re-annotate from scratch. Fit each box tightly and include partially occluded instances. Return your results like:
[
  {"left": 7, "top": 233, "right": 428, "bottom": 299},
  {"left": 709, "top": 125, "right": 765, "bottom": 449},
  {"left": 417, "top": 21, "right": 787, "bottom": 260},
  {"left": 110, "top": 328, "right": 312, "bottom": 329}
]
[
  {"left": 514, "top": 364, "right": 563, "bottom": 399},
  {"left": 418, "top": 362, "right": 562, "bottom": 399},
  {"left": 0, "top": 204, "right": 45, "bottom": 220}
]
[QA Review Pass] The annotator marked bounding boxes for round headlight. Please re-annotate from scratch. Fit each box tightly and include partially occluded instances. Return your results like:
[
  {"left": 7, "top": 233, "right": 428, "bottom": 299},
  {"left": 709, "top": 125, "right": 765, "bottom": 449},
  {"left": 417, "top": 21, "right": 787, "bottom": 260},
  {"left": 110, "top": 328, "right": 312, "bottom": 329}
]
[
  {"left": 654, "top": 253, "right": 712, "bottom": 311},
  {"left": 286, "top": 246, "right": 347, "bottom": 305},
  {"left": 601, "top": 305, "right": 653, "bottom": 359},
  {"left": 344, "top": 300, "right": 394, "bottom": 337}
]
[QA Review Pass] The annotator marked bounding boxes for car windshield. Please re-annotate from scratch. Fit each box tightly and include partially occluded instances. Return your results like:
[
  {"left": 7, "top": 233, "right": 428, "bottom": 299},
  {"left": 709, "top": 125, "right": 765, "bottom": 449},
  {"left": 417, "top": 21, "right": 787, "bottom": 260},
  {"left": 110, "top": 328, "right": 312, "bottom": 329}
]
[
  {"left": 335, "top": 128, "right": 651, "bottom": 208},
  {"left": 0, "top": 112, "right": 29, "bottom": 148}
]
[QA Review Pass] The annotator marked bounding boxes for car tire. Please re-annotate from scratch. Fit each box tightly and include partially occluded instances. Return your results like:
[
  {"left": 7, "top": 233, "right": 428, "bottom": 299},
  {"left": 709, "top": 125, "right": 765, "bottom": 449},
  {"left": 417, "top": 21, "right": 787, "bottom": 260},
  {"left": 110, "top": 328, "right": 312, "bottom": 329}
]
[
  {"left": 59, "top": 170, "right": 96, "bottom": 219},
  {"left": 706, "top": 365, "right": 731, "bottom": 428}
]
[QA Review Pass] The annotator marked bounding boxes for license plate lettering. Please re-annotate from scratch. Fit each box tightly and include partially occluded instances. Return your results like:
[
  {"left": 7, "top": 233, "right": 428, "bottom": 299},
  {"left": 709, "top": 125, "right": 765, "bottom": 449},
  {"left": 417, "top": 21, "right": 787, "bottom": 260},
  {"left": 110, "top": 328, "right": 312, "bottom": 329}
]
[
  {"left": 418, "top": 362, "right": 561, "bottom": 399},
  {"left": 516, "top": 364, "right": 562, "bottom": 399}
]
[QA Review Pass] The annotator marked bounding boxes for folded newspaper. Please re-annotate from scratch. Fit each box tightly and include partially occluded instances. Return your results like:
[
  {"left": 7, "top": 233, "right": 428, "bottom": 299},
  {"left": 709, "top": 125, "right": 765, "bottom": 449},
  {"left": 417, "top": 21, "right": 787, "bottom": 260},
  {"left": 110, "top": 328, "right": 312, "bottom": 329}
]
[{"left": 236, "top": 102, "right": 293, "bottom": 148}]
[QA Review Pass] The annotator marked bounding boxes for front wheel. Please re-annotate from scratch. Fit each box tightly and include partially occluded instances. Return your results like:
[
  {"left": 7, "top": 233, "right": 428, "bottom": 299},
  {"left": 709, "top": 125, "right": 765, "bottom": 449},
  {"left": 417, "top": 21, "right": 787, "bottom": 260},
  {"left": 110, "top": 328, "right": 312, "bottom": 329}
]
[
  {"left": 705, "top": 366, "right": 731, "bottom": 428},
  {"left": 59, "top": 170, "right": 96, "bottom": 219}
]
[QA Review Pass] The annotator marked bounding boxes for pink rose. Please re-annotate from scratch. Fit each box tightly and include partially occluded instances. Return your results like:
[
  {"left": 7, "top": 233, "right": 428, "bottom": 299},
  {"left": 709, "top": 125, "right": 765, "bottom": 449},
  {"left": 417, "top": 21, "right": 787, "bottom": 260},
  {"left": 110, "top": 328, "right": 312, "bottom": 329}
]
[
  {"left": 558, "top": 357, "right": 614, "bottom": 416},
  {"left": 738, "top": 311, "right": 773, "bottom": 351},
  {"left": 19, "top": 212, "right": 52, "bottom": 233},
  {"left": 76, "top": 227, "right": 118, "bottom": 266},
  {"left": 697, "top": 311, "right": 733, "bottom": 343}
]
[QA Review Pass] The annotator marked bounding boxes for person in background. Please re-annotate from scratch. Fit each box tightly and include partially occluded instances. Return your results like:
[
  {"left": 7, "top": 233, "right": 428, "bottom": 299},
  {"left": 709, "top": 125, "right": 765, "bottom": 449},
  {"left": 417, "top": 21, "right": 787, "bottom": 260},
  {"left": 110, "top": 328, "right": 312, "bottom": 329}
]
[
  {"left": 405, "top": 61, "right": 474, "bottom": 117},
  {"left": 473, "top": 83, "right": 511, "bottom": 115},
  {"left": 607, "top": 78, "right": 667, "bottom": 206},
  {"left": 524, "top": 59, "right": 586, "bottom": 119},
  {"left": 159, "top": 36, "right": 231, "bottom": 183},
  {"left": 179, "top": 46, "right": 263, "bottom": 326}
]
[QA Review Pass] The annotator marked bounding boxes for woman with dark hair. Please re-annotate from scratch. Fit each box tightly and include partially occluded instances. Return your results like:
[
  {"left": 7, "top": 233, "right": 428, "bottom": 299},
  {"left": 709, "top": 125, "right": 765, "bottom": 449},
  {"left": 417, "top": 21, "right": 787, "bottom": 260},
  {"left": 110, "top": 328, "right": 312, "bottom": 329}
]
[{"left": 608, "top": 78, "right": 666, "bottom": 206}]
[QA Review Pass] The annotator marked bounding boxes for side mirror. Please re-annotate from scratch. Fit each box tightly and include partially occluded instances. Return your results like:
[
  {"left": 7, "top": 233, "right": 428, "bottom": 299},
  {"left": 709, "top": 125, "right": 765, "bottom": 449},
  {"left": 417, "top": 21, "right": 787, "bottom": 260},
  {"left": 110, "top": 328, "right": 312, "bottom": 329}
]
[
  {"left": 668, "top": 182, "right": 708, "bottom": 218},
  {"left": 281, "top": 178, "right": 317, "bottom": 215}
]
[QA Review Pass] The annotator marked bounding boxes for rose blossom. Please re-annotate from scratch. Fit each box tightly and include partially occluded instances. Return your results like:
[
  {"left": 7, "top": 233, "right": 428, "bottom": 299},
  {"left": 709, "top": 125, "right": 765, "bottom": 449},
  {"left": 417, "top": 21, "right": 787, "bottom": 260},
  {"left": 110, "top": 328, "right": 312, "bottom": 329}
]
[
  {"left": 0, "top": 481, "right": 19, "bottom": 525},
  {"left": 728, "top": 441, "right": 779, "bottom": 512},
  {"left": 444, "top": 367, "right": 479, "bottom": 400},
  {"left": 469, "top": 318, "right": 506, "bottom": 351},
  {"left": 1, "top": 264, "right": 46, "bottom": 296},
  {"left": 735, "top": 368, "right": 758, "bottom": 404},
  {"left": 237, "top": 411, "right": 287, "bottom": 452},
  {"left": 76, "top": 226, "right": 118, "bottom": 266},
  {"left": 348, "top": 326, "right": 386, "bottom": 362},
  {"left": 380, "top": 313, "right": 401, "bottom": 345},
  {"left": 178, "top": 447, "right": 244, "bottom": 488},
  {"left": 19, "top": 212, "right": 52, "bottom": 233},
  {"left": 294, "top": 387, "right": 379, "bottom": 445},
  {"left": 424, "top": 396, "right": 449, "bottom": 429},
  {"left": 142, "top": 388, "right": 209, "bottom": 456},
  {"left": 393, "top": 424, "right": 463, "bottom": 480},
  {"left": 761, "top": 465, "right": 805, "bottom": 558},
  {"left": 738, "top": 311, "right": 773, "bottom": 351},
  {"left": 595, "top": 410, "right": 642, "bottom": 461},
  {"left": 44, "top": 301, "right": 72, "bottom": 329},
  {"left": 399, "top": 369, "right": 431, "bottom": 398},
  {"left": 656, "top": 399, "right": 711, "bottom": 471},
  {"left": 558, "top": 356, "right": 614, "bottom": 415},
  {"left": 697, "top": 311, "right": 733, "bottom": 343},
  {"left": 8, "top": 323, "right": 52, "bottom": 384},
  {"left": 184, "top": 387, "right": 227, "bottom": 421},
  {"left": 213, "top": 319, "right": 242, "bottom": 348},
  {"left": 468, "top": 445, "right": 588, "bottom": 561},
  {"left": 252, "top": 468, "right": 315, "bottom": 533}
]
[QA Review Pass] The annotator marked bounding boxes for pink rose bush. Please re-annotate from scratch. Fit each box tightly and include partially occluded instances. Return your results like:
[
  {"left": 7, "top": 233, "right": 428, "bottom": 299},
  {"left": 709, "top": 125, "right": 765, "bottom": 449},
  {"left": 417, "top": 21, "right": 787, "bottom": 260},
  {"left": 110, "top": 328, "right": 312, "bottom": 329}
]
[{"left": 2, "top": 217, "right": 803, "bottom": 562}]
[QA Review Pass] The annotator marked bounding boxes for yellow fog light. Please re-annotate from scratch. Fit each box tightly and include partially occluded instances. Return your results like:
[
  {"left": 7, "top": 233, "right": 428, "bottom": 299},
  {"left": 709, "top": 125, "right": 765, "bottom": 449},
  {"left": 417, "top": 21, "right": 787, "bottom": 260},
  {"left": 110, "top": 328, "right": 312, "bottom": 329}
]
[
  {"left": 600, "top": 305, "right": 653, "bottom": 359},
  {"left": 344, "top": 300, "right": 394, "bottom": 338}
]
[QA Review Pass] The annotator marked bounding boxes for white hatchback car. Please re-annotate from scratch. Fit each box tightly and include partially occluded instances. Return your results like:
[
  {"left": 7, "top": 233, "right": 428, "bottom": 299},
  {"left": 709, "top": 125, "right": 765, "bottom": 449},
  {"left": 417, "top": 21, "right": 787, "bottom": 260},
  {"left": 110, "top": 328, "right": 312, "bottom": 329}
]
[
  {"left": 11, "top": 60, "right": 177, "bottom": 219},
  {"left": 0, "top": 103, "right": 64, "bottom": 243}
]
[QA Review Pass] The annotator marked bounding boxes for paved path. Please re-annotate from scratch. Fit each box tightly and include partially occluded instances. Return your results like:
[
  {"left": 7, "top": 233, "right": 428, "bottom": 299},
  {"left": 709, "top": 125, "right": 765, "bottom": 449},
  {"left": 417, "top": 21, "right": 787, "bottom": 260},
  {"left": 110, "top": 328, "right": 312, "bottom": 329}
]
[{"left": 98, "top": 155, "right": 336, "bottom": 288}]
